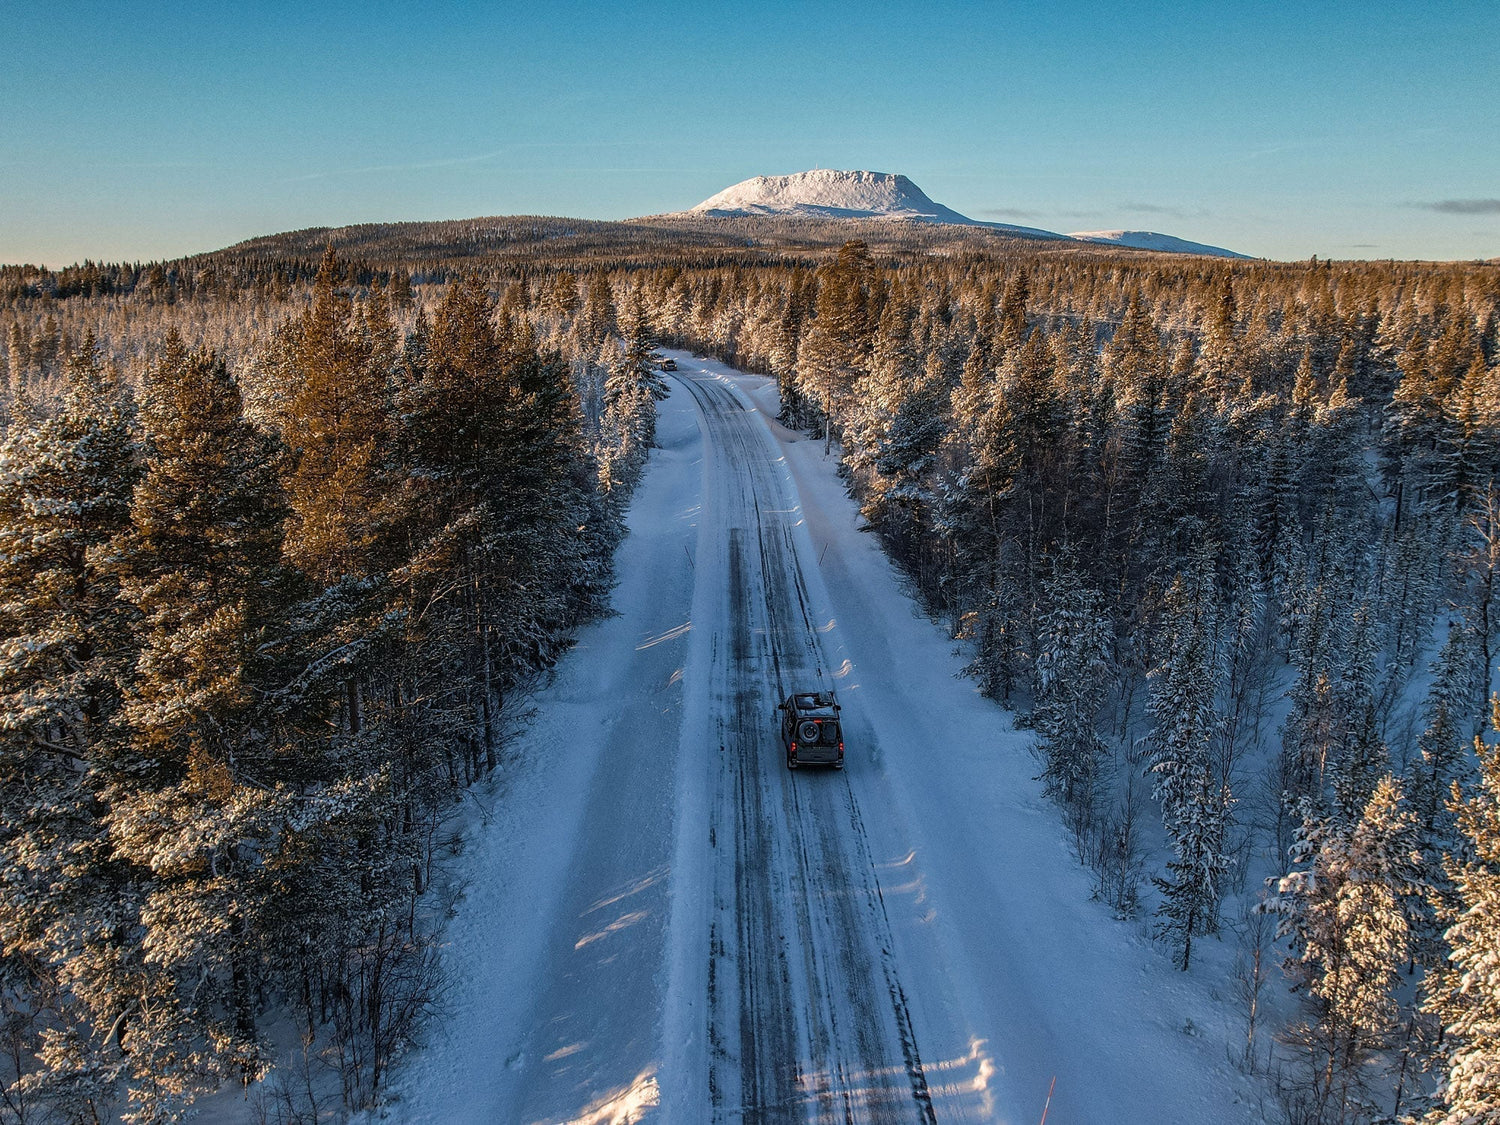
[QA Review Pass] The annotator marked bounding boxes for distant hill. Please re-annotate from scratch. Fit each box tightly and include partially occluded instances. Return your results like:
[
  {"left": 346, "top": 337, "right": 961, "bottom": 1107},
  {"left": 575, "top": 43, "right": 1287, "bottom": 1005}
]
[
  {"left": 174, "top": 172, "right": 1248, "bottom": 270},
  {"left": 1067, "top": 229, "right": 1251, "bottom": 260},
  {"left": 199, "top": 210, "right": 1071, "bottom": 271}
]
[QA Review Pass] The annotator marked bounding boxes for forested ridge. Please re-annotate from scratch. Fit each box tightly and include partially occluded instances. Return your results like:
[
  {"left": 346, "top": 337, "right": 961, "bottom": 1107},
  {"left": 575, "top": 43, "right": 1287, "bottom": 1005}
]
[{"left": 4, "top": 231, "right": 1500, "bottom": 1122}]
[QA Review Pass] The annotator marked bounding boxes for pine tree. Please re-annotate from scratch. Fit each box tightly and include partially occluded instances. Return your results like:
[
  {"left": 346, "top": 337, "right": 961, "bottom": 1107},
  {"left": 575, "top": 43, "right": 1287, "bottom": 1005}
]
[
  {"left": 1459, "top": 488, "right": 1500, "bottom": 709},
  {"left": 1032, "top": 560, "right": 1113, "bottom": 811},
  {"left": 1266, "top": 776, "right": 1422, "bottom": 1123},
  {"left": 798, "top": 240, "right": 877, "bottom": 452},
  {"left": 577, "top": 271, "right": 616, "bottom": 347},
  {"left": 0, "top": 336, "right": 141, "bottom": 1116},
  {"left": 868, "top": 350, "right": 947, "bottom": 561},
  {"left": 1147, "top": 556, "right": 1233, "bottom": 968},
  {"left": 995, "top": 265, "right": 1030, "bottom": 358},
  {"left": 1198, "top": 273, "right": 1240, "bottom": 403},
  {"left": 0, "top": 335, "right": 139, "bottom": 767},
  {"left": 109, "top": 333, "right": 290, "bottom": 1112},
  {"left": 1411, "top": 627, "right": 1480, "bottom": 847},
  {"left": 398, "top": 277, "right": 596, "bottom": 776},
  {"left": 274, "top": 248, "right": 395, "bottom": 584},
  {"left": 1328, "top": 605, "right": 1390, "bottom": 824},
  {"left": 601, "top": 293, "right": 670, "bottom": 481},
  {"left": 1422, "top": 735, "right": 1500, "bottom": 1124}
]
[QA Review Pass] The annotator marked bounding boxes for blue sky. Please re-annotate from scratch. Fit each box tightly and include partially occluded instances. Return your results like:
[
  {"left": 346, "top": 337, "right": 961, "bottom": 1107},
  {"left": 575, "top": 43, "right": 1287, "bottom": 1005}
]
[{"left": 3, "top": 1, "right": 1497, "bottom": 265}]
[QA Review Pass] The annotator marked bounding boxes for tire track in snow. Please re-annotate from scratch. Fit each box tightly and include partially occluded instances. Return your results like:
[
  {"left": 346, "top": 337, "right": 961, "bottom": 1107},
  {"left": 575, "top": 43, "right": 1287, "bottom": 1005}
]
[{"left": 676, "top": 370, "right": 934, "bottom": 1124}]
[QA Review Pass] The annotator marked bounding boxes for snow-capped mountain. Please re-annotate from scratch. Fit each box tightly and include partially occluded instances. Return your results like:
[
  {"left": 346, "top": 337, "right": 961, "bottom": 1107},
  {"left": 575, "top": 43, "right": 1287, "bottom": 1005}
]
[
  {"left": 676, "top": 169, "right": 1249, "bottom": 257},
  {"left": 684, "top": 169, "right": 1062, "bottom": 240},
  {"left": 1066, "top": 229, "right": 1250, "bottom": 259},
  {"left": 692, "top": 169, "right": 971, "bottom": 223}
]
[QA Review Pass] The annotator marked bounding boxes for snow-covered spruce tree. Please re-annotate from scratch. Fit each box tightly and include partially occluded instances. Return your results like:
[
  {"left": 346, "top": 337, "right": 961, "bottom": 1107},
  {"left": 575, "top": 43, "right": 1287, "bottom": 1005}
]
[
  {"left": 768, "top": 273, "right": 816, "bottom": 430},
  {"left": 1401, "top": 626, "right": 1484, "bottom": 979},
  {"left": 575, "top": 271, "right": 616, "bottom": 350},
  {"left": 797, "top": 239, "right": 876, "bottom": 452},
  {"left": 108, "top": 332, "right": 291, "bottom": 1116},
  {"left": 1031, "top": 558, "right": 1114, "bottom": 814},
  {"left": 1266, "top": 776, "right": 1423, "bottom": 1124},
  {"left": 844, "top": 288, "right": 915, "bottom": 500},
  {"left": 1147, "top": 555, "right": 1234, "bottom": 969},
  {"left": 1196, "top": 273, "right": 1241, "bottom": 406},
  {"left": 599, "top": 294, "right": 668, "bottom": 493},
  {"left": 866, "top": 351, "right": 948, "bottom": 584},
  {"left": 944, "top": 331, "right": 1066, "bottom": 704},
  {"left": 1422, "top": 735, "right": 1500, "bottom": 1124},
  {"left": 1443, "top": 353, "right": 1500, "bottom": 521},
  {"left": 1411, "top": 626, "right": 1481, "bottom": 850},
  {"left": 1104, "top": 294, "right": 1170, "bottom": 565},
  {"left": 1280, "top": 547, "right": 1362, "bottom": 811},
  {"left": 1328, "top": 605, "right": 1391, "bottom": 827},
  {"left": 939, "top": 365, "right": 1023, "bottom": 699},
  {"left": 1218, "top": 527, "right": 1273, "bottom": 795},
  {"left": 0, "top": 336, "right": 141, "bottom": 1118},
  {"left": 398, "top": 277, "right": 600, "bottom": 781},
  {"left": 1458, "top": 487, "right": 1500, "bottom": 725},
  {"left": 1370, "top": 525, "right": 1439, "bottom": 730},
  {"left": 1382, "top": 328, "right": 1443, "bottom": 531}
]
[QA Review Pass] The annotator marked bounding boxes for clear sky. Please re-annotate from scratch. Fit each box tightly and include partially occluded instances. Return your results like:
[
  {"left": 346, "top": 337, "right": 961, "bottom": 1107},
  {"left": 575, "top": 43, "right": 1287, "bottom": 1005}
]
[{"left": 3, "top": 0, "right": 1498, "bottom": 266}]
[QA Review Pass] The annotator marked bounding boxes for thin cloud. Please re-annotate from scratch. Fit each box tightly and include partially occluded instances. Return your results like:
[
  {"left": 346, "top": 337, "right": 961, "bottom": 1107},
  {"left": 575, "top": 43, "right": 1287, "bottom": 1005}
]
[
  {"left": 1119, "top": 202, "right": 1213, "bottom": 221},
  {"left": 979, "top": 207, "right": 1044, "bottom": 219},
  {"left": 1413, "top": 199, "right": 1500, "bottom": 215},
  {"left": 1119, "top": 202, "right": 1183, "bottom": 217}
]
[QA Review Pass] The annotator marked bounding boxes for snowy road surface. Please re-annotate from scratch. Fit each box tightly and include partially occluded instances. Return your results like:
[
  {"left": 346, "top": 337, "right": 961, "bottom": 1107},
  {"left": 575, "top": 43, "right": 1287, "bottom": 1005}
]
[{"left": 382, "top": 355, "right": 1261, "bottom": 1124}]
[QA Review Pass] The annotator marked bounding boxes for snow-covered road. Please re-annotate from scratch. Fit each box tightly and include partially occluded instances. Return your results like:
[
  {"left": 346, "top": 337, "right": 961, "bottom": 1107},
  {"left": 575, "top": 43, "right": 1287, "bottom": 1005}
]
[{"left": 382, "top": 355, "right": 1263, "bottom": 1124}]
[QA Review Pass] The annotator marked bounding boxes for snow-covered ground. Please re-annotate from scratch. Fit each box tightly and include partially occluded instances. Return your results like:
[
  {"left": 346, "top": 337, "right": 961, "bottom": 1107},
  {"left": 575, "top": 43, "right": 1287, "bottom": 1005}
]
[{"left": 378, "top": 353, "right": 1267, "bottom": 1123}]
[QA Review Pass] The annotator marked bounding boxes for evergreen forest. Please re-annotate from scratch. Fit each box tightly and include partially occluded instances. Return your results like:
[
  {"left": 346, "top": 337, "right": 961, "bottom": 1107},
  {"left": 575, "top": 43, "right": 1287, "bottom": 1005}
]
[{"left": 3, "top": 226, "right": 1500, "bottom": 1123}]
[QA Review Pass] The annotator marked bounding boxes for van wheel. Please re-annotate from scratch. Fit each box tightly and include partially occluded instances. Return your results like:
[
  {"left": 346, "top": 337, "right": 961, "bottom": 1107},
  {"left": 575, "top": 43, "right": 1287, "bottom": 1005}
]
[
  {"left": 835, "top": 760, "right": 845, "bottom": 770},
  {"left": 786, "top": 756, "right": 798, "bottom": 770}
]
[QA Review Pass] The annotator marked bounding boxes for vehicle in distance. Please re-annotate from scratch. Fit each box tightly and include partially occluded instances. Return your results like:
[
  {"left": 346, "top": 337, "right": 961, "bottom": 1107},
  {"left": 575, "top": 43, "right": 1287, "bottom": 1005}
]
[{"left": 776, "top": 690, "right": 844, "bottom": 770}]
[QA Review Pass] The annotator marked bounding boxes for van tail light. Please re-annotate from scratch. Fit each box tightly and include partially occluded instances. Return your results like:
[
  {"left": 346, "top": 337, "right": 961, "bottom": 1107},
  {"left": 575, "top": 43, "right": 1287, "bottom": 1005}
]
[
  {"left": 790, "top": 742, "right": 797, "bottom": 753},
  {"left": 839, "top": 742, "right": 844, "bottom": 752}
]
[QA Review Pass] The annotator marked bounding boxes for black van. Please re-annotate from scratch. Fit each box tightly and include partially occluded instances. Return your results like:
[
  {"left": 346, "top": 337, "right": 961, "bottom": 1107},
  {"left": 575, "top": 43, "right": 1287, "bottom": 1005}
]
[{"left": 775, "top": 691, "right": 844, "bottom": 770}]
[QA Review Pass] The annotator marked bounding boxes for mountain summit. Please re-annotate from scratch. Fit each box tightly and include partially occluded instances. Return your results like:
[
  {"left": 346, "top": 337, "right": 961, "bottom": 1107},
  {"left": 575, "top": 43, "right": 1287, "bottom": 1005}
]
[{"left": 690, "top": 169, "right": 979, "bottom": 224}]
